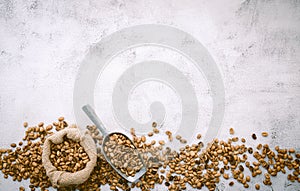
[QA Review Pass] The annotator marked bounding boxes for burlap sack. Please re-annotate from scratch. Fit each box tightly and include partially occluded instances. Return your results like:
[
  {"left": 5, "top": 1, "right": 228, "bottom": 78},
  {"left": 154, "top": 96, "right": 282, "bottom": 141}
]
[{"left": 42, "top": 126, "right": 97, "bottom": 188}]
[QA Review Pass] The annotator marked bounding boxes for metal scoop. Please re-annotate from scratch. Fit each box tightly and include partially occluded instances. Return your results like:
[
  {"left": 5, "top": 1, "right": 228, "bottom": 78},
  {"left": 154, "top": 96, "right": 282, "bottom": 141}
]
[{"left": 82, "top": 104, "right": 147, "bottom": 182}]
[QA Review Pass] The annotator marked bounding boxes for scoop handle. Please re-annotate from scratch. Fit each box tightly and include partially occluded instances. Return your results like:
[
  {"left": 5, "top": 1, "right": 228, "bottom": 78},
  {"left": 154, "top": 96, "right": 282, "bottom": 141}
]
[{"left": 82, "top": 104, "right": 108, "bottom": 136}]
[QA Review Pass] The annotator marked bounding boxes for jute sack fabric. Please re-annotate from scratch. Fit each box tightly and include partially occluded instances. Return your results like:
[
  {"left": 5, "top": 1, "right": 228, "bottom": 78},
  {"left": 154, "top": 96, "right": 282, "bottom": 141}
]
[{"left": 42, "top": 126, "right": 97, "bottom": 188}]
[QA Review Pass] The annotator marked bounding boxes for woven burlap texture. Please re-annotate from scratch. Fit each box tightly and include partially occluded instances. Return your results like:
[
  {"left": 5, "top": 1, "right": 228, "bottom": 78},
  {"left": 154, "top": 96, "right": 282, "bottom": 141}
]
[{"left": 42, "top": 127, "right": 97, "bottom": 187}]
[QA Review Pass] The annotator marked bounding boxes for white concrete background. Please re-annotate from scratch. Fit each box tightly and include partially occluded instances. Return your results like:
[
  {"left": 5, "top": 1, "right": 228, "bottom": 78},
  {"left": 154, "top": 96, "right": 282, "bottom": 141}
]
[{"left": 0, "top": 0, "right": 300, "bottom": 190}]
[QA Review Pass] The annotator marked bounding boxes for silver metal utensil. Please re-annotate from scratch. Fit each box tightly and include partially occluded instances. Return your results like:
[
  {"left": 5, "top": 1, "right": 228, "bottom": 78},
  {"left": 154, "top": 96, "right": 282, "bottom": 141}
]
[{"left": 82, "top": 104, "right": 147, "bottom": 182}]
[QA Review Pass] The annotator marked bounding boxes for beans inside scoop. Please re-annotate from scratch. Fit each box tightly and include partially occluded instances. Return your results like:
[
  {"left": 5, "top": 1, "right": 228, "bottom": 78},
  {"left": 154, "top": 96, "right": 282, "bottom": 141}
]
[{"left": 104, "top": 133, "right": 143, "bottom": 177}]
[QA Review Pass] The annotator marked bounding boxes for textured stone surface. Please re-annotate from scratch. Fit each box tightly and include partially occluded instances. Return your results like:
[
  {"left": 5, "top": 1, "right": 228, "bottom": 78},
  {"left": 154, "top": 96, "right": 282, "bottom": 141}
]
[{"left": 0, "top": 0, "right": 299, "bottom": 190}]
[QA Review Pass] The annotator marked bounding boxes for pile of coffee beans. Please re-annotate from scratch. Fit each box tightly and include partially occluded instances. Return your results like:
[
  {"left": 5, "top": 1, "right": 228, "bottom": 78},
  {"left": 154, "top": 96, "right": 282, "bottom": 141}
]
[{"left": 0, "top": 118, "right": 299, "bottom": 191}]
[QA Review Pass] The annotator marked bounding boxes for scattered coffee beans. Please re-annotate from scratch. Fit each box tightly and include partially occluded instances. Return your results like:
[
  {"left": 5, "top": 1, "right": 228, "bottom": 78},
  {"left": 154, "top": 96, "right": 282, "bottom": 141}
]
[
  {"left": 0, "top": 120, "right": 299, "bottom": 191},
  {"left": 261, "top": 132, "right": 268, "bottom": 137}
]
